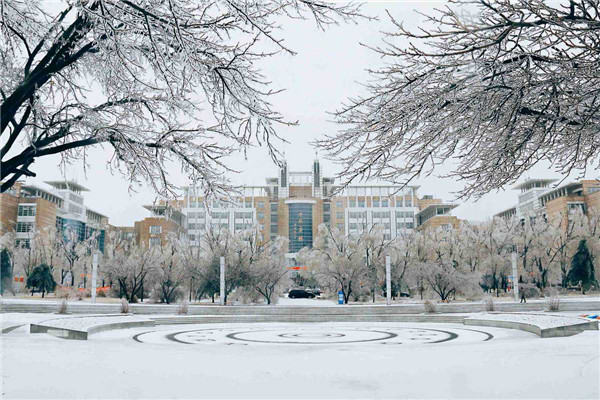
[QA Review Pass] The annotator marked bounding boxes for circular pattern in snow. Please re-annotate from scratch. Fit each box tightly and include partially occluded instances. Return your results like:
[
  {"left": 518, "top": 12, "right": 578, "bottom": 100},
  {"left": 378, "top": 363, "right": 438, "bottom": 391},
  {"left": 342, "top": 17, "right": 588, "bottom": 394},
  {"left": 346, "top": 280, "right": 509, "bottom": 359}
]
[{"left": 131, "top": 325, "right": 491, "bottom": 345}]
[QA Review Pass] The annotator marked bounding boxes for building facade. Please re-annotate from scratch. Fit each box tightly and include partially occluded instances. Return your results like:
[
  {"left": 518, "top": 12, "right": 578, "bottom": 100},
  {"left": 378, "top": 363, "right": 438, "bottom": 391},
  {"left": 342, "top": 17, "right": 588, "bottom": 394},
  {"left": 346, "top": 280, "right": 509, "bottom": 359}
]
[
  {"left": 179, "top": 159, "right": 458, "bottom": 264},
  {"left": 0, "top": 181, "right": 108, "bottom": 251},
  {"left": 494, "top": 178, "right": 600, "bottom": 225}
]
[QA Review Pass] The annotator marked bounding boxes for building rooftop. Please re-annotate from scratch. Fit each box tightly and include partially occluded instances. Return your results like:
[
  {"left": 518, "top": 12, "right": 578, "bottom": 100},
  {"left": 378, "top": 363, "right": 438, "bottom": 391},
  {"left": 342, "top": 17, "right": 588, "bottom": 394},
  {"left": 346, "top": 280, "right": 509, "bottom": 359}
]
[
  {"left": 512, "top": 178, "right": 557, "bottom": 191},
  {"left": 415, "top": 203, "right": 457, "bottom": 217},
  {"left": 45, "top": 180, "right": 90, "bottom": 192}
]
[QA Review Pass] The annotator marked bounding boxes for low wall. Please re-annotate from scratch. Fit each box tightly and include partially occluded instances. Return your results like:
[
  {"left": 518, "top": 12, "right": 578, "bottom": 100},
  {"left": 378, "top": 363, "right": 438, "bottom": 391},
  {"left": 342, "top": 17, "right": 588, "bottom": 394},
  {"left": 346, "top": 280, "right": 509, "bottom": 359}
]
[
  {"left": 4, "top": 299, "right": 600, "bottom": 315},
  {"left": 29, "top": 315, "right": 155, "bottom": 340},
  {"left": 464, "top": 314, "right": 598, "bottom": 338}
]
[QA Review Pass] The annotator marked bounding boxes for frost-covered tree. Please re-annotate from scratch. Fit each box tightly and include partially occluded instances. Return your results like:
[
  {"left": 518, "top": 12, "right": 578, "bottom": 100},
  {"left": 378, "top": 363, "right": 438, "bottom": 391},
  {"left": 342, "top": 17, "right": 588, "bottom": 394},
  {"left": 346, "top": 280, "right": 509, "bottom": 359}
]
[
  {"left": 103, "top": 237, "right": 159, "bottom": 302},
  {"left": 322, "top": 0, "right": 600, "bottom": 198},
  {"left": 0, "top": 0, "right": 366, "bottom": 195},
  {"left": 480, "top": 217, "right": 517, "bottom": 296},
  {"left": 249, "top": 236, "right": 289, "bottom": 305},
  {"left": 153, "top": 235, "right": 186, "bottom": 304},
  {"left": 299, "top": 224, "right": 367, "bottom": 304}
]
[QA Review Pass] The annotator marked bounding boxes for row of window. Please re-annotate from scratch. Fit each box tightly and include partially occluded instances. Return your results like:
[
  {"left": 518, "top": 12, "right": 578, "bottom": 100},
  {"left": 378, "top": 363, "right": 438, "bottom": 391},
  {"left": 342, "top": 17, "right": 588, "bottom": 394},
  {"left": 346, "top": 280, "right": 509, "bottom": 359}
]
[
  {"left": 16, "top": 221, "right": 35, "bottom": 233},
  {"left": 234, "top": 211, "right": 253, "bottom": 219},
  {"left": 17, "top": 205, "right": 36, "bottom": 216}
]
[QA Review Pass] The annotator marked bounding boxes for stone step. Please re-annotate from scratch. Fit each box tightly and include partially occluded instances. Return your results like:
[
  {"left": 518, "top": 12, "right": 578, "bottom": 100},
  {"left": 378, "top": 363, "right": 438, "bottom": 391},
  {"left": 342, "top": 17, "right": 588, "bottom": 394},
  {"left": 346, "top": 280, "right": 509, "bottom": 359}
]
[{"left": 150, "top": 314, "right": 466, "bottom": 325}]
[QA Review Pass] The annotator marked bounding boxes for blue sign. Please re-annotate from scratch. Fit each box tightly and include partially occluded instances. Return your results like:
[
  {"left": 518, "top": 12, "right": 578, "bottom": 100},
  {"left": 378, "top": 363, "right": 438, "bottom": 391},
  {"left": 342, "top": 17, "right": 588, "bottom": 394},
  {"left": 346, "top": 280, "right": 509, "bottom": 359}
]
[{"left": 338, "top": 291, "right": 344, "bottom": 305}]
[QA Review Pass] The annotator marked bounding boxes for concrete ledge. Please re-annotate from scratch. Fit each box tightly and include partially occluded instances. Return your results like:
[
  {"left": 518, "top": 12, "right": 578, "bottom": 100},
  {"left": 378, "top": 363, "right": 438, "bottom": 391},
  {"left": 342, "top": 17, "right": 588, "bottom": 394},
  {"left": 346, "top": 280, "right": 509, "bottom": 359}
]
[
  {"left": 30, "top": 315, "right": 155, "bottom": 340},
  {"left": 150, "top": 314, "right": 466, "bottom": 325},
  {"left": 3, "top": 299, "right": 600, "bottom": 315},
  {"left": 464, "top": 313, "right": 599, "bottom": 338}
]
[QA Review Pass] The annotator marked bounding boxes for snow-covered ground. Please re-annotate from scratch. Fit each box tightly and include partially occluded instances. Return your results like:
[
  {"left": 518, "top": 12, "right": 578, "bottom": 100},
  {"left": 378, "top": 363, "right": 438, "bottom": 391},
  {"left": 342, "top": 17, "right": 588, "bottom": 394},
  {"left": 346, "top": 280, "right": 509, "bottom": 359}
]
[{"left": 2, "top": 321, "right": 598, "bottom": 399}]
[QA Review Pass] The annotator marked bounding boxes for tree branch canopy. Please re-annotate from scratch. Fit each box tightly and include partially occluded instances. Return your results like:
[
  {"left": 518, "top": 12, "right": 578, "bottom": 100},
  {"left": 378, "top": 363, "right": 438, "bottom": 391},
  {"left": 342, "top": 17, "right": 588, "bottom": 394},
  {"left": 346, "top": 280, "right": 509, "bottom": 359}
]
[
  {"left": 320, "top": 0, "right": 600, "bottom": 198},
  {"left": 0, "top": 0, "right": 368, "bottom": 196}
]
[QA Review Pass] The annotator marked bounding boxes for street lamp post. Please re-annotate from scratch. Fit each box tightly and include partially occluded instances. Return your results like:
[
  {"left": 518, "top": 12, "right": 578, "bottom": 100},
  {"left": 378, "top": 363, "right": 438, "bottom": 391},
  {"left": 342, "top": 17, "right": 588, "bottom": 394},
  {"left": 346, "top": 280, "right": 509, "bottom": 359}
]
[
  {"left": 220, "top": 256, "right": 225, "bottom": 306},
  {"left": 91, "top": 252, "right": 99, "bottom": 304},
  {"left": 385, "top": 255, "right": 391, "bottom": 306}
]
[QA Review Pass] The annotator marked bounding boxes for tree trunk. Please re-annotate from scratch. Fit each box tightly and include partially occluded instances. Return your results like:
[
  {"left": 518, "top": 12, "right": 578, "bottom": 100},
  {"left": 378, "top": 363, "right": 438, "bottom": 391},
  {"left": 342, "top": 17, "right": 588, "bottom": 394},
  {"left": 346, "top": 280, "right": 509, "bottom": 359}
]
[{"left": 41, "top": 289, "right": 45, "bottom": 298}]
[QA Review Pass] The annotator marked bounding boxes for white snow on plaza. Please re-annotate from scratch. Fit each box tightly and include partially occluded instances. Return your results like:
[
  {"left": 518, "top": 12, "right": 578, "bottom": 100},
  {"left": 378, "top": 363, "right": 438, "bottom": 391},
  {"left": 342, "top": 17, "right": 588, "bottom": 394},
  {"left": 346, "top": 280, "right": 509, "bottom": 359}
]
[{"left": 1, "top": 317, "right": 599, "bottom": 399}]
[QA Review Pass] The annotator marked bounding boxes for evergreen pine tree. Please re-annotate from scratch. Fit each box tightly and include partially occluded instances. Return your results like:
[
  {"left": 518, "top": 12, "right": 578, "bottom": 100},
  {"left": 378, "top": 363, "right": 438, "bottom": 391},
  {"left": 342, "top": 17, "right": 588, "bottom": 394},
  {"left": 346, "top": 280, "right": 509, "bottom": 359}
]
[
  {"left": 26, "top": 264, "right": 56, "bottom": 298},
  {"left": 1, "top": 249, "right": 13, "bottom": 295},
  {"left": 567, "top": 240, "right": 598, "bottom": 294}
]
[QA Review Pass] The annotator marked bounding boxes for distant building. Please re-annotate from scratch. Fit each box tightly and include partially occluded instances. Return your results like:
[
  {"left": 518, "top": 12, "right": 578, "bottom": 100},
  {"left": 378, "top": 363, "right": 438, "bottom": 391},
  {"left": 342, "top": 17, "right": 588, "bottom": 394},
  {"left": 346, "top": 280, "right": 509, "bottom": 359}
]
[
  {"left": 179, "top": 159, "right": 458, "bottom": 265},
  {"left": 0, "top": 180, "right": 108, "bottom": 251},
  {"left": 494, "top": 178, "right": 600, "bottom": 226},
  {"left": 133, "top": 205, "right": 186, "bottom": 247}
]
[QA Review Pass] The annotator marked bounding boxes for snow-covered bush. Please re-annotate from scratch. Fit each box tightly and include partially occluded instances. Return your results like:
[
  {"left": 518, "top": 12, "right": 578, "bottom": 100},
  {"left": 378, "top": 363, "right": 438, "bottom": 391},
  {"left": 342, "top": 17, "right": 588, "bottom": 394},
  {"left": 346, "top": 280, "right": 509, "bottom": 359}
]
[
  {"left": 546, "top": 296, "right": 561, "bottom": 312},
  {"left": 120, "top": 298, "right": 130, "bottom": 314},
  {"left": 56, "top": 299, "right": 68, "bottom": 314},
  {"left": 55, "top": 286, "right": 73, "bottom": 300},
  {"left": 424, "top": 300, "right": 437, "bottom": 313},
  {"left": 520, "top": 284, "right": 540, "bottom": 299},
  {"left": 484, "top": 297, "right": 495, "bottom": 312},
  {"left": 177, "top": 300, "right": 189, "bottom": 315}
]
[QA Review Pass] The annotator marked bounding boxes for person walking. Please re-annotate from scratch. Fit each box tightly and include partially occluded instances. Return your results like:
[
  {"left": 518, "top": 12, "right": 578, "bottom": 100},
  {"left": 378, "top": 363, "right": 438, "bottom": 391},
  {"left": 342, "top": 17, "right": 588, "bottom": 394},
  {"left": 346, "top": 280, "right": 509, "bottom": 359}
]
[{"left": 520, "top": 291, "right": 527, "bottom": 303}]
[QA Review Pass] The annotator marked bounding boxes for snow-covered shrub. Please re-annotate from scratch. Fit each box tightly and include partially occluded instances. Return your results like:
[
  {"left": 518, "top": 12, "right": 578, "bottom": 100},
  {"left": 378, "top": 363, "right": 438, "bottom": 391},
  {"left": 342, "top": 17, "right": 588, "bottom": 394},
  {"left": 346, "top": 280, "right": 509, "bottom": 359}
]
[
  {"left": 177, "top": 300, "right": 189, "bottom": 315},
  {"left": 56, "top": 299, "right": 68, "bottom": 314},
  {"left": 120, "top": 298, "right": 130, "bottom": 314},
  {"left": 424, "top": 300, "right": 437, "bottom": 313},
  {"left": 55, "top": 286, "right": 73, "bottom": 299},
  {"left": 520, "top": 284, "right": 540, "bottom": 298},
  {"left": 546, "top": 296, "right": 560, "bottom": 311},
  {"left": 484, "top": 297, "right": 495, "bottom": 312}
]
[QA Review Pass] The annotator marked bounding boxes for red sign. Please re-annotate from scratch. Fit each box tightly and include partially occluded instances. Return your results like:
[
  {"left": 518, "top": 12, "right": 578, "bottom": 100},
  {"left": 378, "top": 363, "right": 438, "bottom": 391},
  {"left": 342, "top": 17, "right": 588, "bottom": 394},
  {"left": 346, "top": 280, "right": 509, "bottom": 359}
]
[{"left": 286, "top": 266, "right": 308, "bottom": 270}]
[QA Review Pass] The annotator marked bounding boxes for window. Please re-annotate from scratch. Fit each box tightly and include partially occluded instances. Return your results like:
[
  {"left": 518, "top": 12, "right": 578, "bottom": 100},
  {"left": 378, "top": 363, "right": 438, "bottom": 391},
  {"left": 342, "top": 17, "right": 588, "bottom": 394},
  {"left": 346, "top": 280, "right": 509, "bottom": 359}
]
[
  {"left": 588, "top": 187, "right": 600, "bottom": 194},
  {"left": 270, "top": 214, "right": 278, "bottom": 223},
  {"left": 405, "top": 198, "right": 412, "bottom": 207},
  {"left": 258, "top": 201, "right": 265, "bottom": 208},
  {"left": 149, "top": 226, "right": 162, "bottom": 234},
  {"left": 381, "top": 199, "right": 389, "bottom": 207},
  {"left": 337, "top": 223, "right": 344, "bottom": 231},
  {"left": 270, "top": 224, "right": 278, "bottom": 234},
  {"left": 373, "top": 200, "right": 379, "bottom": 207},
  {"left": 358, "top": 200, "right": 365, "bottom": 207},
  {"left": 270, "top": 203, "right": 278, "bottom": 212},
  {"left": 349, "top": 200, "right": 356, "bottom": 207},
  {"left": 16, "top": 222, "right": 34, "bottom": 233},
  {"left": 149, "top": 237, "right": 161, "bottom": 247},
  {"left": 17, "top": 205, "right": 36, "bottom": 216},
  {"left": 245, "top": 201, "right": 252, "bottom": 208},
  {"left": 15, "top": 239, "right": 30, "bottom": 248},
  {"left": 323, "top": 203, "right": 331, "bottom": 212},
  {"left": 258, "top": 212, "right": 265, "bottom": 220},
  {"left": 188, "top": 234, "right": 196, "bottom": 242},
  {"left": 336, "top": 212, "right": 344, "bottom": 219},
  {"left": 68, "top": 204, "right": 83, "bottom": 215},
  {"left": 335, "top": 201, "right": 342, "bottom": 207},
  {"left": 324, "top": 214, "right": 331, "bottom": 222}
]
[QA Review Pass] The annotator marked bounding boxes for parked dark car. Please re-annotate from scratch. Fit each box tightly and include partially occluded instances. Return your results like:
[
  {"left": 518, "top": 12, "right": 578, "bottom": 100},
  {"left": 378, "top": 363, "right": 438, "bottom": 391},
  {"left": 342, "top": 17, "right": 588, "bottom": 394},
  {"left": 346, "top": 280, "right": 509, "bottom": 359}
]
[
  {"left": 288, "top": 289, "right": 316, "bottom": 299},
  {"left": 306, "top": 288, "right": 321, "bottom": 296}
]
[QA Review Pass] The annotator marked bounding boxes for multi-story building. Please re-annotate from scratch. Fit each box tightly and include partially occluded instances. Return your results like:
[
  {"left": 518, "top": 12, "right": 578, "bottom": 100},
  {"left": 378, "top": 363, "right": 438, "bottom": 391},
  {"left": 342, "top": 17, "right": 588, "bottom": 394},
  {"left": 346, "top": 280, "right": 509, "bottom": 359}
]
[
  {"left": 179, "top": 159, "right": 458, "bottom": 265},
  {"left": 133, "top": 205, "right": 186, "bottom": 247},
  {"left": 0, "top": 180, "right": 108, "bottom": 251},
  {"left": 494, "top": 178, "right": 600, "bottom": 226}
]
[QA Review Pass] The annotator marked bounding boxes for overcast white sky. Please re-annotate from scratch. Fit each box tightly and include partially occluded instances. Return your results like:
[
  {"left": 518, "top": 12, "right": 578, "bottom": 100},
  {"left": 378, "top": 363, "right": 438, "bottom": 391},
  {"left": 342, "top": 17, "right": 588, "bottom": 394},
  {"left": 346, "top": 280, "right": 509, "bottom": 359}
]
[{"left": 22, "top": 1, "right": 598, "bottom": 226}]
